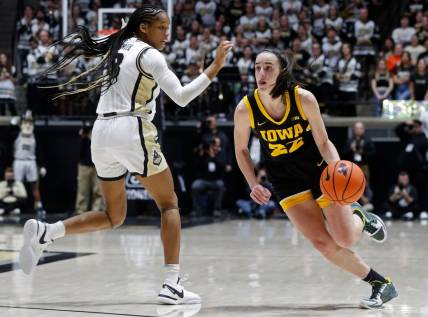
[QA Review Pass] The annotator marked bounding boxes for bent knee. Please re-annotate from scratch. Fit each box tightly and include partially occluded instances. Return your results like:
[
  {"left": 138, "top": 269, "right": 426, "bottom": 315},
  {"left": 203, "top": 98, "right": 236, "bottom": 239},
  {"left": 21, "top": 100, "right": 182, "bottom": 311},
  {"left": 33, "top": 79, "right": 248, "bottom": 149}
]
[
  {"left": 333, "top": 235, "right": 356, "bottom": 249},
  {"left": 310, "top": 237, "right": 338, "bottom": 255},
  {"left": 106, "top": 211, "right": 126, "bottom": 229},
  {"left": 158, "top": 193, "right": 179, "bottom": 213}
]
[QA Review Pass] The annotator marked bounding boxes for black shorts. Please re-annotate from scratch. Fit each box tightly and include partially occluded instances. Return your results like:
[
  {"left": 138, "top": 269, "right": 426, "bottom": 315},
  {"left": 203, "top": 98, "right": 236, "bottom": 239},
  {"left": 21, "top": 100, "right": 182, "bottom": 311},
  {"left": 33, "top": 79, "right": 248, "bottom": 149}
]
[{"left": 265, "top": 155, "right": 331, "bottom": 211}]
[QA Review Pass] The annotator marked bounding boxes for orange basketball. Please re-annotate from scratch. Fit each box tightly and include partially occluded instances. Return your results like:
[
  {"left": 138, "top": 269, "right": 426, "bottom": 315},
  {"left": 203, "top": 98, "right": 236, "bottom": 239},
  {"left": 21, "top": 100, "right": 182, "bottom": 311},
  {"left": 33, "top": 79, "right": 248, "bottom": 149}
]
[{"left": 320, "top": 160, "right": 366, "bottom": 205}]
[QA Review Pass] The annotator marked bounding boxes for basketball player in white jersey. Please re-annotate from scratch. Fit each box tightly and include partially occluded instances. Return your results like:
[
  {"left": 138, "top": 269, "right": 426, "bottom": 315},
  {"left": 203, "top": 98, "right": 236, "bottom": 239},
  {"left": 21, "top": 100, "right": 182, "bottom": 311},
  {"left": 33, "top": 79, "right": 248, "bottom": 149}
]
[
  {"left": 19, "top": 5, "right": 233, "bottom": 305},
  {"left": 13, "top": 115, "right": 46, "bottom": 216}
]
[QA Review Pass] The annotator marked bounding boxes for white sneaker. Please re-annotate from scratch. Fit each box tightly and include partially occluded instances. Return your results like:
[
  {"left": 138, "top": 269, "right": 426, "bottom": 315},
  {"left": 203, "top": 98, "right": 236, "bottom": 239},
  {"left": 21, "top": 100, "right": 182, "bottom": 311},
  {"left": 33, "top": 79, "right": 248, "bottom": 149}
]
[
  {"left": 157, "top": 278, "right": 201, "bottom": 305},
  {"left": 19, "top": 219, "right": 52, "bottom": 275},
  {"left": 385, "top": 211, "right": 392, "bottom": 219},
  {"left": 10, "top": 208, "right": 21, "bottom": 215},
  {"left": 420, "top": 211, "right": 428, "bottom": 220},
  {"left": 157, "top": 303, "right": 201, "bottom": 317},
  {"left": 403, "top": 211, "right": 414, "bottom": 221}
]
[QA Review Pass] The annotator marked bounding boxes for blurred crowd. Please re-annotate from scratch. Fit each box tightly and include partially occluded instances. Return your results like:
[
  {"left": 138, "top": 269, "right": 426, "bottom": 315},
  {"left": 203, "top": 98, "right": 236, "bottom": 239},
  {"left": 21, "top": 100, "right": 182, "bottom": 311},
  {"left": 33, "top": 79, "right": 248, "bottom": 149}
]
[{"left": 0, "top": 0, "right": 427, "bottom": 118}]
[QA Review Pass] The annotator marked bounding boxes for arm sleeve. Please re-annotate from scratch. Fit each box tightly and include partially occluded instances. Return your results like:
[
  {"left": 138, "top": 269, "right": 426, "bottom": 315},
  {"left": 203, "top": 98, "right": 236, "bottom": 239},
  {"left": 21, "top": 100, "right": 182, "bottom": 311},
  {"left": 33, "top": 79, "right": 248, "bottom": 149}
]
[{"left": 140, "top": 48, "right": 211, "bottom": 107}]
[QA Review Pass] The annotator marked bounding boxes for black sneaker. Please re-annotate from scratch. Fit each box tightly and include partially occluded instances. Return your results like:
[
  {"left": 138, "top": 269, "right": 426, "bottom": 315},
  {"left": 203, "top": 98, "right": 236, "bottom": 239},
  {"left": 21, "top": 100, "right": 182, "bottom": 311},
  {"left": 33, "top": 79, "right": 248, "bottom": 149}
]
[
  {"left": 352, "top": 202, "right": 387, "bottom": 243},
  {"left": 359, "top": 278, "right": 398, "bottom": 309}
]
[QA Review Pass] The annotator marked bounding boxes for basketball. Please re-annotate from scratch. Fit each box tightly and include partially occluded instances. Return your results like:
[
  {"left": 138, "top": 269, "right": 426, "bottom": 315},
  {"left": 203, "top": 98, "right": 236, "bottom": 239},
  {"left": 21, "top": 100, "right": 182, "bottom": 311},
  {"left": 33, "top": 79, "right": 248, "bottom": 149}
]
[{"left": 320, "top": 160, "right": 366, "bottom": 205}]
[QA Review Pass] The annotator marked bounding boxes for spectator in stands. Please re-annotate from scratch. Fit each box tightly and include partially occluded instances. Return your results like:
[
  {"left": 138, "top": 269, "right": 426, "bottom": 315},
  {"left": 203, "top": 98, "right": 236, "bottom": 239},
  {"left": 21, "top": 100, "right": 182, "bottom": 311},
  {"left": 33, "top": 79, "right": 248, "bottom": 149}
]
[
  {"left": 325, "top": 4, "right": 343, "bottom": 34},
  {"left": 26, "top": 31, "right": 60, "bottom": 115},
  {"left": 191, "top": 136, "right": 226, "bottom": 217},
  {"left": 312, "top": 0, "right": 329, "bottom": 40},
  {"left": 307, "top": 41, "right": 333, "bottom": 109},
  {"left": 322, "top": 28, "right": 342, "bottom": 69},
  {"left": 371, "top": 59, "right": 394, "bottom": 117},
  {"left": 69, "top": 4, "right": 86, "bottom": 32},
  {"left": 237, "top": 45, "right": 254, "bottom": 76},
  {"left": 75, "top": 127, "right": 103, "bottom": 214},
  {"left": 334, "top": 43, "right": 361, "bottom": 116},
  {"left": 0, "top": 167, "right": 27, "bottom": 216},
  {"left": 392, "top": 15, "right": 416, "bottom": 45},
  {"left": 185, "top": 35, "right": 202, "bottom": 65},
  {"left": 354, "top": 8, "right": 377, "bottom": 61},
  {"left": 342, "top": 122, "right": 375, "bottom": 211},
  {"left": 270, "top": 8, "right": 281, "bottom": 30},
  {"left": 416, "top": 16, "right": 428, "bottom": 44},
  {"left": 278, "top": 15, "right": 297, "bottom": 49},
  {"left": 255, "top": 0, "right": 273, "bottom": 20},
  {"left": 195, "top": 0, "right": 217, "bottom": 28},
  {"left": 199, "top": 28, "right": 219, "bottom": 57},
  {"left": 387, "top": 171, "right": 418, "bottom": 220},
  {"left": 386, "top": 43, "right": 403, "bottom": 72},
  {"left": 180, "top": 0, "right": 199, "bottom": 30},
  {"left": 417, "top": 38, "right": 428, "bottom": 64},
  {"left": 16, "top": 5, "right": 35, "bottom": 81},
  {"left": 393, "top": 51, "right": 414, "bottom": 100},
  {"left": 268, "top": 29, "right": 286, "bottom": 51},
  {"left": 410, "top": 58, "right": 428, "bottom": 101},
  {"left": 405, "top": 35, "right": 425, "bottom": 65},
  {"left": 86, "top": 0, "right": 102, "bottom": 35},
  {"left": 239, "top": 2, "right": 258, "bottom": 40},
  {"left": 228, "top": 0, "right": 245, "bottom": 28},
  {"left": 253, "top": 17, "right": 272, "bottom": 51},
  {"left": 0, "top": 53, "right": 17, "bottom": 116},
  {"left": 281, "top": 0, "right": 301, "bottom": 31},
  {"left": 297, "top": 25, "right": 312, "bottom": 54},
  {"left": 32, "top": 7, "right": 50, "bottom": 36},
  {"left": 395, "top": 119, "right": 428, "bottom": 215},
  {"left": 379, "top": 37, "right": 395, "bottom": 60}
]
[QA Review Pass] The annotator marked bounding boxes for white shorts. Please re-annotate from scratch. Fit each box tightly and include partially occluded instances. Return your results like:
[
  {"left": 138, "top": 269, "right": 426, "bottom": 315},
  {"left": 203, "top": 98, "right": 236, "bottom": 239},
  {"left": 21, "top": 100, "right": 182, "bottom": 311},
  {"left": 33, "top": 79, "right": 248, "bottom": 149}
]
[
  {"left": 13, "top": 160, "right": 38, "bottom": 182},
  {"left": 91, "top": 116, "right": 168, "bottom": 181}
]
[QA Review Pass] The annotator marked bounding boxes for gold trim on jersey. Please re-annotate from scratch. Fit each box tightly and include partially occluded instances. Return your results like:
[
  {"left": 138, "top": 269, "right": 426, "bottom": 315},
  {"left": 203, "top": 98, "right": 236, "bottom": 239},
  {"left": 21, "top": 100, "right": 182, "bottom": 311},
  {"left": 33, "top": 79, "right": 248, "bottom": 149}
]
[
  {"left": 294, "top": 86, "right": 307, "bottom": 121},
  {"left": 254, "top": 89, "right": 290, "bottom": 125},
  {"left": 316, "top": 195, "right": 331, "bottom": 208},
  {"left": 243, "top": 96, "right": 255, "bottom": 128},
  {"left": 279, "top": 191, "right": 331, "bottom": 211},
  {"left": 280, "top": 190, "right": 312, "bottom": 211}
]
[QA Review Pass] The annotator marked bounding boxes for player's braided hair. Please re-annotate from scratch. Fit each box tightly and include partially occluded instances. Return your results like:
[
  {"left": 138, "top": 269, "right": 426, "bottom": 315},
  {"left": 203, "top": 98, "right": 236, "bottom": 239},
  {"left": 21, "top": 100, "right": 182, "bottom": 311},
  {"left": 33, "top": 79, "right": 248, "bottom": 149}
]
[
  {"left": 41, "top": 4, "right": 164, "bottom": 98},
  {"left": 258, "top": 50, "right": 300, "bottom": 99}
]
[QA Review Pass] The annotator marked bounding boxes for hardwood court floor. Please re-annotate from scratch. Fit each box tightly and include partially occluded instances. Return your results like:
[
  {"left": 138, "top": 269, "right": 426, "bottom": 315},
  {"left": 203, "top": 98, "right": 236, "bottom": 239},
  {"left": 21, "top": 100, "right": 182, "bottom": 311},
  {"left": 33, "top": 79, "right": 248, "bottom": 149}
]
[{"left": 0, "top": 219, "right": 426, "bottom": 317}]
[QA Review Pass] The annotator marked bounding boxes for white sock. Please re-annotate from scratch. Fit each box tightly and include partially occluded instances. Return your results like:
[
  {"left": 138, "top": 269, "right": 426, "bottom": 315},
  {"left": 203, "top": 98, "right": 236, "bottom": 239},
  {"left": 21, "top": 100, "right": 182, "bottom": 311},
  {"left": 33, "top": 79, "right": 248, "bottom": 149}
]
[
  {"left": 164, "top": 264, "right": 179, "bottom": 284},
  {"left": 47, "top": 221, "right": 66, "bottom": 240}
]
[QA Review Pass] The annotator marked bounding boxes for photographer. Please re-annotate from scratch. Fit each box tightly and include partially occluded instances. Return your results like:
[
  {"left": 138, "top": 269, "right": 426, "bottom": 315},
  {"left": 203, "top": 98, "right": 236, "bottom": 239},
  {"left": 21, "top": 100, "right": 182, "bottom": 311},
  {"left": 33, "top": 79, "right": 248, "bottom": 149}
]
[
  {"left": 0, "top": 167, "right": 27, "bottom": 215},
  {"left": 395, "top": 119, "right": 428, "bottom": 215},
  {"left": 388, "top": 171, "right": 418, "bottom": 220},
  {"left": 191, "top": 136, "right": 226, "bottom": 217}
]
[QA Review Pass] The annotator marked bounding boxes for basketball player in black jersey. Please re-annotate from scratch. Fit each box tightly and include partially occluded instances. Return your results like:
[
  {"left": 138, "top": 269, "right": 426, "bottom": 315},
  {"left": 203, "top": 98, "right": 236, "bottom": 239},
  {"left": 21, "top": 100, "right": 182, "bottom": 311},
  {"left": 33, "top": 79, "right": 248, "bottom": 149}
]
[{"left": 234, "top": 50, "right": 398, "bottom": 309}]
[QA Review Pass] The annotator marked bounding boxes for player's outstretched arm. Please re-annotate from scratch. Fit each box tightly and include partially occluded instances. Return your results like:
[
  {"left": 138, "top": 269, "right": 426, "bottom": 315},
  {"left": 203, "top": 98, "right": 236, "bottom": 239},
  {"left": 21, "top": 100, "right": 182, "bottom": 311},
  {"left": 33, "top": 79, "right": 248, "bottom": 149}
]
[{"left": 140, "top": 41, "right": 233, "bottom": 107}]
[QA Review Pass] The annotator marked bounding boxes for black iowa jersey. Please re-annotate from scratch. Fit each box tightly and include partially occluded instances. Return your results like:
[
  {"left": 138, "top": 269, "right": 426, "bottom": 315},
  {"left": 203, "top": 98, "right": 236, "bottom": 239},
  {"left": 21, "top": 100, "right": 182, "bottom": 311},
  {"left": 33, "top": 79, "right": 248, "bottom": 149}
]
[
  {"left": 243, "top": 86, "right": 327, "bottom": 205},
  {"left": 244, "top": 86, "right": 320, "bottom": 163}
]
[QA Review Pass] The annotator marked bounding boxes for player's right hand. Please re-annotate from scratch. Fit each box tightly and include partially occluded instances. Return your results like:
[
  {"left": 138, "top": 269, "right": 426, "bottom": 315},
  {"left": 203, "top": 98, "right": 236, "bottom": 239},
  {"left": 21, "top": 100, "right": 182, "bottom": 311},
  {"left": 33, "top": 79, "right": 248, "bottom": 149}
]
[
  {"left": 250, "top": 184, "right": 271, "bottom": 205},
  {"left": 213, "top": 41, "right": 233, "bottom": 68}
]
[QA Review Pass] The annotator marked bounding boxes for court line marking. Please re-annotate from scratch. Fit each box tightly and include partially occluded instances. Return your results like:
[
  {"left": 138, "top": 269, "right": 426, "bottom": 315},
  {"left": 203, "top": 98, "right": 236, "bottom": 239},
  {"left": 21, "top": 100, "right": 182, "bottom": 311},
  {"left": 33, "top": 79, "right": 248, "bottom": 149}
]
[{"left": 0, "top": 305, "right": 155, "bottom": 317}]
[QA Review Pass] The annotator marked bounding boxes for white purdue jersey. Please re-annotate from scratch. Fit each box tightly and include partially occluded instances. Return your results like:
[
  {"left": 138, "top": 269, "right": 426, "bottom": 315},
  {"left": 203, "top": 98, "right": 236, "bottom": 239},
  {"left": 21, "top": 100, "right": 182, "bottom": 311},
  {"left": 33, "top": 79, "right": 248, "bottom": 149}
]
[
  {"left": 14, "top": 134, "right": 36, "bottom": 161},
  {"left": 97, "top": 37, "right": 160, "bottom": 121}
]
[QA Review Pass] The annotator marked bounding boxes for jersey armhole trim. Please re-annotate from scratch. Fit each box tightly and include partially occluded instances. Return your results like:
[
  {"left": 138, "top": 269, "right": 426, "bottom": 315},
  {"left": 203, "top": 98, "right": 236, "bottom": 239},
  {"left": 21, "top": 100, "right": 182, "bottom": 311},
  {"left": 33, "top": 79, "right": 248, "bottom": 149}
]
[
  {"left": 294, "top": 86, "right": 308, "bottom": 121},
  {"left": 243, "top": 96, "right": 255, "bottom": 129},
  {"left": 136, "top": 47, "right": 155, "bottom": 79}
]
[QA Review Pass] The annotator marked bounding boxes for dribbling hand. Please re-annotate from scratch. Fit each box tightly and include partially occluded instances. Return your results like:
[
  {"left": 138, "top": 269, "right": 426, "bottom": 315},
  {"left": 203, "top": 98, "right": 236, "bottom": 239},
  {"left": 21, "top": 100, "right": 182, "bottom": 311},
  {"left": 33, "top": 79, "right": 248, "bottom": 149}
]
[
  {"left": 250, "top": 184, "right": 271, "bottom": 205},
  {"left": 213, "top": 41, "right": 233, "bottom": 68}
]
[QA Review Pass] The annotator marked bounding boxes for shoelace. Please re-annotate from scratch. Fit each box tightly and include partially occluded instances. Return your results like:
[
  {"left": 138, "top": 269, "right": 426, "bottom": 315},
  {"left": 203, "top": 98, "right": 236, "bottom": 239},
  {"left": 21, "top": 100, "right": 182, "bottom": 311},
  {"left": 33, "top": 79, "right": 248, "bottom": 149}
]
[{"left": 370, "top": 283, "right": 387, "bottom": 299}]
